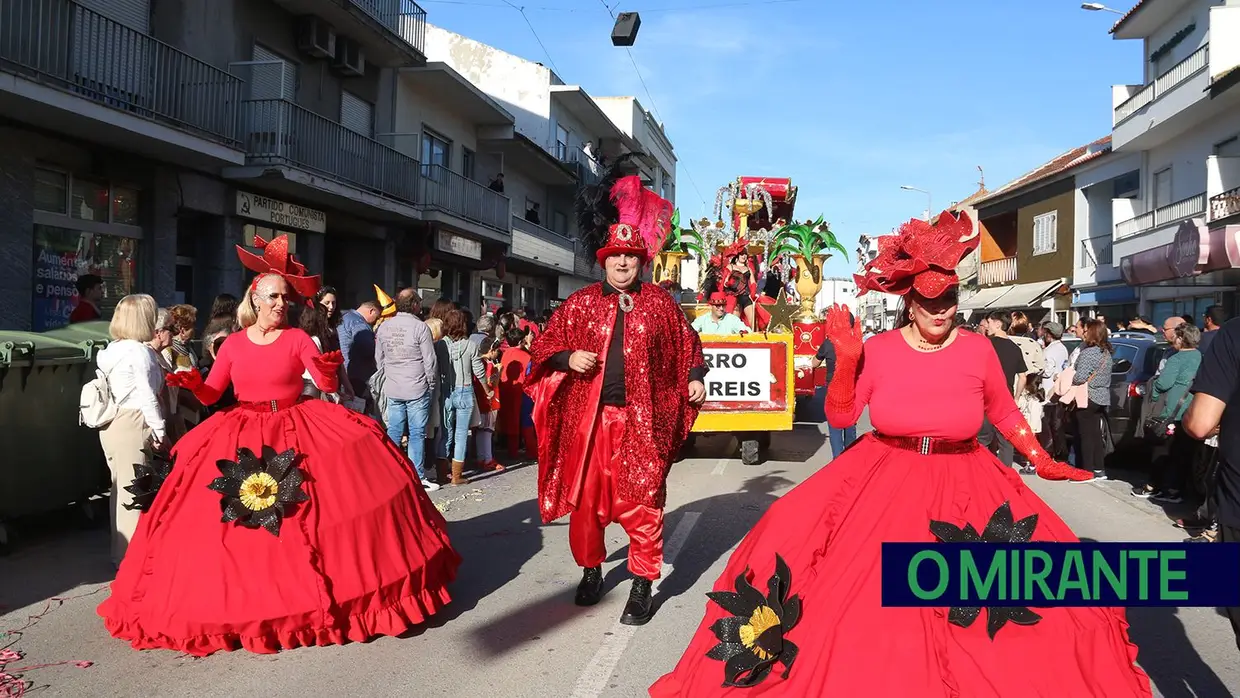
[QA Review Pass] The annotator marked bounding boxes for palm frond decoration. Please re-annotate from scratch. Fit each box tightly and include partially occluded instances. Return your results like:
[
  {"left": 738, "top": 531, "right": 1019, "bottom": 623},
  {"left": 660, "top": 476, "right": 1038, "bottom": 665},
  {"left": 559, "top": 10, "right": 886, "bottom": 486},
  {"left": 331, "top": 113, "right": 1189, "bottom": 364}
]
[
  {"left": 663, "top": 208, "right": 708, "bottom": 258},
  {"left": 768, "top": 216, "right": 850, "bottom": 262}
]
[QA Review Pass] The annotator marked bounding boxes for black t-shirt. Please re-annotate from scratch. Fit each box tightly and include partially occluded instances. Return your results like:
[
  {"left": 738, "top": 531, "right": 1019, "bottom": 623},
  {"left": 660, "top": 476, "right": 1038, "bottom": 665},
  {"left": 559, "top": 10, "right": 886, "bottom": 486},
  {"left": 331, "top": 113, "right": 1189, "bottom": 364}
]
[
  {"left": 989, "top": 336, "right": 1025, "bottom": 396},
  {"left": 816, "top": 339, "right": 837, "bottom": 384},
  {"left": 1189, "top": 317, "right": 1240, "bottom": 526}
]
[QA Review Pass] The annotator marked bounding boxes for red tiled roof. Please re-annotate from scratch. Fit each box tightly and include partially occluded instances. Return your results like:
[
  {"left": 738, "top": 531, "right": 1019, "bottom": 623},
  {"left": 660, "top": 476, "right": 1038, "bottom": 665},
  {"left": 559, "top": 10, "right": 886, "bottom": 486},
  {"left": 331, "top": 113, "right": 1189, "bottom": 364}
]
[
  {"left": 1109, "top": 1, "right": 1148, "bottom": 35},
  {"left": 972, "top": 136, "right": 1112, "bottom": 207}
]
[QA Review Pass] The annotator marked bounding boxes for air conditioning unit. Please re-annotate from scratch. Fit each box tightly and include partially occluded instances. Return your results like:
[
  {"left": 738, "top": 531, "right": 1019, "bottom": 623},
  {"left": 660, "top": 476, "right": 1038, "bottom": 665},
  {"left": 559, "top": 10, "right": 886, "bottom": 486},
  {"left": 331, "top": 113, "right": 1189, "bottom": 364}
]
[
  {"left": 333, "top": 38, "right": 366, "bottom": 77},
  {"left": 297, "top": 17, "right": 336, "bottom": 59}
]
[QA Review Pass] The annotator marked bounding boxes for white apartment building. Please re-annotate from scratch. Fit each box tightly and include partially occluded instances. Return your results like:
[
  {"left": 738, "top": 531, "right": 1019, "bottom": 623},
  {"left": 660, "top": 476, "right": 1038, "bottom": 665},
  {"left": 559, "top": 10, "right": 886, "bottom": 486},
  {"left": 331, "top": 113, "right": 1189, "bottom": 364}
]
[
  {"left": 1080, "top": 0, "right": 1240, "bottom": 325},
  {"left": 421, "top": 24, "right": 674, "bottom": 301},
  {"left": 814, "top": 277, "right": 860, "bottom": 318},
  {"left": 854, "top": 235, "right": 900, "bottom": 331}
]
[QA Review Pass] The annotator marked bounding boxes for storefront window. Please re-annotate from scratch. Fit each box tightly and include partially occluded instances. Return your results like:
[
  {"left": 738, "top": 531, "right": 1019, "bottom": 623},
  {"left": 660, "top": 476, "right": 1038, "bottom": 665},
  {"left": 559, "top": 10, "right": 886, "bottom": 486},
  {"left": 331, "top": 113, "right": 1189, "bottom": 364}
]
[
  {"left": 32, "top": 225, "right": 139, "bottom": 331},
  {"left": 71, "top": 177, "right": 110, "bottom": 222},
  {"left": 242, "top": 224, "right": 297, "bottom": 253},
  {"left": 112, "top": 186, "right": 141, "bottom": 225}
]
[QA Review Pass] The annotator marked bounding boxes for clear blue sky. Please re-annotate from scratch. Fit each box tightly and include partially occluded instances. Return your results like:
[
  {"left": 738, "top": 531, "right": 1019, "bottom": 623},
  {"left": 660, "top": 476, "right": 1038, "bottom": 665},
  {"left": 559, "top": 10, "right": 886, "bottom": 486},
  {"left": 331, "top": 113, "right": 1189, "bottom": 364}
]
[{"left": 422, "top": 0, "right": 1141, "bottom": 277}]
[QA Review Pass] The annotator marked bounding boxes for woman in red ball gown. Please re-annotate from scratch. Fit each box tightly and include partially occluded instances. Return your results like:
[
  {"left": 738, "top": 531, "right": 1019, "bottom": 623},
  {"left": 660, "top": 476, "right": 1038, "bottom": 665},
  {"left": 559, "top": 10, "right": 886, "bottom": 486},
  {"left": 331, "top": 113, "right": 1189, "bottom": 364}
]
[
  {"left": 649, "top": 212, "right": 1152, "bottom": 697},
  {"left": 98, "top": 235, "right": 460, "bottom": 656}
]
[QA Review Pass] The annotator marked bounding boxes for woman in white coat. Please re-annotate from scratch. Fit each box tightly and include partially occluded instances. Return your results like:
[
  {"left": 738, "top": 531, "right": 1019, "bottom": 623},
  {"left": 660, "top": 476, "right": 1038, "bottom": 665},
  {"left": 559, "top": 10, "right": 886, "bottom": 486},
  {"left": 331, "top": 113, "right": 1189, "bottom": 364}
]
[{"left": 95, "top": 294, "right": 167, "bottom": 567}]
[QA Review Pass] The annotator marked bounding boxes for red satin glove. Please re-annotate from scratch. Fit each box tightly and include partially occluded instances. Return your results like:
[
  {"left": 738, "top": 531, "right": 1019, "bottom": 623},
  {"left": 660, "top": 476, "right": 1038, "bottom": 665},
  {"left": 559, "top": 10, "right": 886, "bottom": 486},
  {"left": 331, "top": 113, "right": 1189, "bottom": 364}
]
[
  {"left": 166, "top": 369, "right": 222, "bottom": 405},
  {"left": 824, "top": 304, "right": 863, "bottom": 428},
  {"left": 311, "top": 350, "right": 343, "bottom": 393},
  {"left": 998, "top": 417, "right": 1094, "bottom": 481},
  {"left": 166, "top": 370, "right": 203, "bottom": 391}
]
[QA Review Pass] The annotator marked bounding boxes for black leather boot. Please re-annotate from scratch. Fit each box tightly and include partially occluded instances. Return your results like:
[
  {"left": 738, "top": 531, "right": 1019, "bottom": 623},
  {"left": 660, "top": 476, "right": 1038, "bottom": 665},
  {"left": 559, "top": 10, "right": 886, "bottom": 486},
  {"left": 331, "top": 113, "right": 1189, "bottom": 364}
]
[
  {"left": 619, "top": 577, "right": 654, "bottom": 626},
  {"left": 575, "top": 566, "right": 604, "bottom": 606}
]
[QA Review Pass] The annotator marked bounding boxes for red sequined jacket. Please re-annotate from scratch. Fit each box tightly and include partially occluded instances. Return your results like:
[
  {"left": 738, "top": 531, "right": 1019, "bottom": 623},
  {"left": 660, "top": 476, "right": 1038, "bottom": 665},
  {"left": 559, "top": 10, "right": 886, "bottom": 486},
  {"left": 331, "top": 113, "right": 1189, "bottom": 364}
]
[{"left": 526, "top": 282, "right": 705, "bottom": 523}]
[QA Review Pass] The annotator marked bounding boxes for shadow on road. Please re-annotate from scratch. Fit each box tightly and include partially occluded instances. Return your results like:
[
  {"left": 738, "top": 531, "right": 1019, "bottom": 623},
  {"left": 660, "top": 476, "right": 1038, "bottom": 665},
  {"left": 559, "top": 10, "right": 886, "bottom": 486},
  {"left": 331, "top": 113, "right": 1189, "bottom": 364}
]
[
  {"left": 649, "top": 473, "right": 795, "bottom": 616},
  {"left": 0, "top": 506, "right": 114, "bottom": 615},
  {"left": 1077, "top": 536, "right": 1232, "bottom": 698}
]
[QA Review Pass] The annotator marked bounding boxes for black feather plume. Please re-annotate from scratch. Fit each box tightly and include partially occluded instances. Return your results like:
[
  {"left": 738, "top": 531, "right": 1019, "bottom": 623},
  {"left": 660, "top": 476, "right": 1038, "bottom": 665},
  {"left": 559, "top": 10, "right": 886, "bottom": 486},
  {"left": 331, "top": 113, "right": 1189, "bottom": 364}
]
[{"left": 575, "top": 153, "right": 641, "bottom": 260}]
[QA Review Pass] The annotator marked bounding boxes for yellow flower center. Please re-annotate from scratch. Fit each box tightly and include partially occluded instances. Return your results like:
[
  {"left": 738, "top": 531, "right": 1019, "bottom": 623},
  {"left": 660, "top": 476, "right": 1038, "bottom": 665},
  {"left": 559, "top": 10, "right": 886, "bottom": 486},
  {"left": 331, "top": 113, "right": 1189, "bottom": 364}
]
[
  {"left": 738, "top": 605, "right": 780, "bottom": 660},
  {"left": 238, "top": 472, "right": 279, "bottom": 511}
]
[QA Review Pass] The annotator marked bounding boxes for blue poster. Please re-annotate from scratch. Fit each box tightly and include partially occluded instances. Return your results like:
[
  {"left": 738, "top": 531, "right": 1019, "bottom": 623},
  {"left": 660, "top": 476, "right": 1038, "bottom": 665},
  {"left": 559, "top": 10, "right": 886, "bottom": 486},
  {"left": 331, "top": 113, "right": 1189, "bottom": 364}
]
[{"left": 31, "top": 228, "right": 82, "bottom": 332}]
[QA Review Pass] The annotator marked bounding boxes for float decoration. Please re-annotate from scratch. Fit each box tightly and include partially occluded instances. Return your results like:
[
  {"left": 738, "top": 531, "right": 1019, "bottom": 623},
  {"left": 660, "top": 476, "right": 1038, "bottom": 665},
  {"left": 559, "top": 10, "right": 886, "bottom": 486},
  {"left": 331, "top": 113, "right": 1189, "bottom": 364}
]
[{"left": 767, "top": 217, "right": 850, "bottom": 322}]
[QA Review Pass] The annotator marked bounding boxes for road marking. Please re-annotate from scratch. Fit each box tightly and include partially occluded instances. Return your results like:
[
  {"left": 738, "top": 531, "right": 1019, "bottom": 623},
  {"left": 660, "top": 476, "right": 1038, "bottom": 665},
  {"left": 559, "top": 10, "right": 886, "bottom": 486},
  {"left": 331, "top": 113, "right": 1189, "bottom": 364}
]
[
  {"left": 710, "top": 458, "right": 729, "bottom": 476},
  {"left": 569, "top": 511, "right": 702, "bottom": 698}
]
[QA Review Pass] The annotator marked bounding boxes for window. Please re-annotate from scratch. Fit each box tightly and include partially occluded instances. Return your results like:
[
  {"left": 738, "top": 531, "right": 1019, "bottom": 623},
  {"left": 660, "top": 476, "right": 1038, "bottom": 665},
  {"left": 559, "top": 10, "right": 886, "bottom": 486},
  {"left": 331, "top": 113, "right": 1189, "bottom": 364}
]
[
  {"left": 71, "top": 177, "right": 109, "bottom": 222},
  {"left": 1216, "top": 135, "right": 1240, "bottom": 158},
  {"left": 340, "top": 91, "right": 373, "bottom": 137},
  {"left": 421, "top": 129, "right": 450, "bottom": 169},
  {"left": 251, "top": 45, "right": 296, "bottom": 100},
  {"left": 1032, "top": 211, "right": 1057, "bottom": 255},
  {"left": 111, "top": 186, "right": 140, "bottom": 225},
  {"left": 552, "top": 210, "right": 567, "bottom": 235},
  {"left": 1153, "top": 168, "right": 1172, "bottom": 208},
  {"left": 31, "top": 225, "right": 139, "bottom": 331},
  {"left": 556, "top": 124, "right": 570, "bottom": 161},
  {"left": 34, "top": 169, "right": 68, "bottom": 214},
  {"left": 462, "top": 148, "right": 476, "bottom": 180}
]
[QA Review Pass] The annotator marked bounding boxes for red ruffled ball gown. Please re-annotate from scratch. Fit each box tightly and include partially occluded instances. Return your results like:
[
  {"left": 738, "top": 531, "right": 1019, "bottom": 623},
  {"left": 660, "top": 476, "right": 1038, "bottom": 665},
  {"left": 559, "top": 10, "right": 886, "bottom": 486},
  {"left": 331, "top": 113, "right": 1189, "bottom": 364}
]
[
  {"left": 98, "top": 328, "right": 460, "bottom": 656},
  {"left": 649, "top": 327, "right": 1152, "bottom": 697}
]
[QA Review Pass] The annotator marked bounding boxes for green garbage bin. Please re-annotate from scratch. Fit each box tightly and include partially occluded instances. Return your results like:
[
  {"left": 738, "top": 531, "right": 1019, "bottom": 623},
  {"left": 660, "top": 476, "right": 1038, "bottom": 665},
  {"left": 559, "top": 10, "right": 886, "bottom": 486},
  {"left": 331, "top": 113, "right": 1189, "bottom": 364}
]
[{"left": 0, "top": 328, "right": 111, "bottom": 544}]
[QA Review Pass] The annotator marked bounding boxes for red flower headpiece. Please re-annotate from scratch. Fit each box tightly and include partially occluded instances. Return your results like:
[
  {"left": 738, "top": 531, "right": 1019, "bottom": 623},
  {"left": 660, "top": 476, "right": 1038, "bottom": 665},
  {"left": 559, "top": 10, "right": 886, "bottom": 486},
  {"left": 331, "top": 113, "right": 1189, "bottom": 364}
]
[
  {"left": 594, "top": 175, "right": 674, "bottom": 266},
  {"left": 854, "top": 210, "right": 978, "bottom": 299},
  {"left": 236, "top": 233, "right": 321, "bottom": 300}
]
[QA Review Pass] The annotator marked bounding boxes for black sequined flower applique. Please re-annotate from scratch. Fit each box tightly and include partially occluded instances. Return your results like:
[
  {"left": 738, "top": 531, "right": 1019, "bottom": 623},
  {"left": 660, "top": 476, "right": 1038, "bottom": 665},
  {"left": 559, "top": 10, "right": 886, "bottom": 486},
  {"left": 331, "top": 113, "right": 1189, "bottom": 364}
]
[
  {"left": 123, "top": 447, "right": 174, "bottom": 512},
  {"left": 208, "top": 446, "right": 308, "bottom": 536},
  {"left": 929, "top": 501, "right": 1042, "bottom": 639},
  {"left": 705, "top": 554, "right": 801, "bottom": 688}
]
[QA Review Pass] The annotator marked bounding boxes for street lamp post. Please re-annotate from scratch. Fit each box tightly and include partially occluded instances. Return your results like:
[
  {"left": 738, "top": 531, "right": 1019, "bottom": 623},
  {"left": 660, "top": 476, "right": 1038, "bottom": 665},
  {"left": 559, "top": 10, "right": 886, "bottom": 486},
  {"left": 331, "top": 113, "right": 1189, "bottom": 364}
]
[
  {"left": 1080, "top": 3, "right": 1125, "bottom": 14},
  {"left": 899, "top": 185, "right": 932, "bottom": 220}
]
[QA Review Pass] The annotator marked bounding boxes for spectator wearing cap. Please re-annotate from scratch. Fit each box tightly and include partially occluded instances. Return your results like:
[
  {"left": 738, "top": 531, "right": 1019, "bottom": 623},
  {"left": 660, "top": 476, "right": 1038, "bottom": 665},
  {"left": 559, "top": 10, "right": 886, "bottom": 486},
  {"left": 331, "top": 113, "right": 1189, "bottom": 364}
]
[
  {"left": 691, "top": 293, "right": 748, "bottom": 335},
  {"left": 1040, "top": 321, "right": 1071, "bottom": 461},
  {"left": 70, "top": 274, "right": 104, "bottom": 323}
]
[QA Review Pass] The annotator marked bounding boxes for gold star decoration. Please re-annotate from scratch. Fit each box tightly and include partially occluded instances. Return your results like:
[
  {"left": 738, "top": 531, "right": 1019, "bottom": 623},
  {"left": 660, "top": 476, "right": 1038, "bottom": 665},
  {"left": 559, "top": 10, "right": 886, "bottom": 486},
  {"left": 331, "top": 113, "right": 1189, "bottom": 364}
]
[{"left": 764, "top": 289, "right": 799, "bottom": 334}]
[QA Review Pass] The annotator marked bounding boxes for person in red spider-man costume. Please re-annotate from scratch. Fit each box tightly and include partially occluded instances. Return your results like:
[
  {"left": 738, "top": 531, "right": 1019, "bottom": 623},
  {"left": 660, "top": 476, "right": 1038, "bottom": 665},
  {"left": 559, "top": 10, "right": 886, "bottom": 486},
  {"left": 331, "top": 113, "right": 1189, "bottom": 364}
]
[
  {"left": 527, "top": 155, "right": 707, "bottom": 627},
  {"left": 648, "top": 211, "right": 1152, "bottom": 697},
  {"left": 97, "top": 234, "right": 460, "bottom": 656}
]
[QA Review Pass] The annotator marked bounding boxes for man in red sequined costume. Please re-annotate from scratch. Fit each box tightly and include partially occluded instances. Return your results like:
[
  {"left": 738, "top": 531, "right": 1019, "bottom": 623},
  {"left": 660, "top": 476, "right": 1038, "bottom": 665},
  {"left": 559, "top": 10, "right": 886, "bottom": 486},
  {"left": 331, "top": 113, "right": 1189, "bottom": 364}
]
[{"left": 527, "top": 157, "right": 707, "bottom": 626}]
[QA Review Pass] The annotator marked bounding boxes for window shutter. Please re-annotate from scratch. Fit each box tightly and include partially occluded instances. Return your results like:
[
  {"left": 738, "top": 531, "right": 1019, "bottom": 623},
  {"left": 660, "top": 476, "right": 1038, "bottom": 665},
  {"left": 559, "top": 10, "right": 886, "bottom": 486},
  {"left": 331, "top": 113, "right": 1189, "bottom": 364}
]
[
  {"left": 251, "top": 45, "right": 295, "bottom": 100},
  {"left": 340, "top": 91, "right": 373, "bottom": 137}
]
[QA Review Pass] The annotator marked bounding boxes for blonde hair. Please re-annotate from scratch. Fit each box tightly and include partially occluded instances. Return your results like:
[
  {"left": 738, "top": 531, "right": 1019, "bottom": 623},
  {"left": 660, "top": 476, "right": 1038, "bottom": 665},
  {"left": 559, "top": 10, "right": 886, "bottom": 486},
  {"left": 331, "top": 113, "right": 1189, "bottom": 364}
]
[
  {"left": 154, "top": 307, "right": 172, "bottom": 331},
  {"left": 109, "top": 294, "right": 157, "bottom": 342},
  {"left": 425, "top": 317, "right": 444, "bottom": 341},
  {"left": 237, "top": 273, "right": 284, "bottom": 328}
]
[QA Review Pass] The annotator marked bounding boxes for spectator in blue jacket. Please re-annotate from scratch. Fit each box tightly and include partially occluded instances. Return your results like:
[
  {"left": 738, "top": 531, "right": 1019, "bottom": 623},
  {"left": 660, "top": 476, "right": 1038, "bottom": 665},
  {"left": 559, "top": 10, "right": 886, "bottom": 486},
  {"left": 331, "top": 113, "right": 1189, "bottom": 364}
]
[{"left": 339, "top": 300, "right": 381, "bottom": 400}]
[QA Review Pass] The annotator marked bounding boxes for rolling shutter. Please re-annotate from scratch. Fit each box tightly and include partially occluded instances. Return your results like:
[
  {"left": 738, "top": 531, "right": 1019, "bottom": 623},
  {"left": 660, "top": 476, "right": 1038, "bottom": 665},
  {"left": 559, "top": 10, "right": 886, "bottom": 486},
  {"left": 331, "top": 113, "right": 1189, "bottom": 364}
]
[
  {"left": 250, "top": 45, "right": 295, "bottom": 100},
  {"left": 340, "top": 91, "right": 373, "bottom": 137}
]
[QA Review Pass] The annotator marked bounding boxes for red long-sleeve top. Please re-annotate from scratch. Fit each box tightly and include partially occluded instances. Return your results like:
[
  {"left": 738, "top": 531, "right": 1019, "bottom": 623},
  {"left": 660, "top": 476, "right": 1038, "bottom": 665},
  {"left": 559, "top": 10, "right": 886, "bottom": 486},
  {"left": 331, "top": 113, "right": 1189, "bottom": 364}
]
[{"left": 836, "top": 329, "right": 1024, "bottom": 440}]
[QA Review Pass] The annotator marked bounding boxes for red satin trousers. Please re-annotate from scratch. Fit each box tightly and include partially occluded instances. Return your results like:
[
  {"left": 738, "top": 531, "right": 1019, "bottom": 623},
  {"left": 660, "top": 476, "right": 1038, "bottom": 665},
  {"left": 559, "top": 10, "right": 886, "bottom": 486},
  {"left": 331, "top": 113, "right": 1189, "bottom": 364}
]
[{"left": 568, "top": 406, "right": 665, "bottom": 580}]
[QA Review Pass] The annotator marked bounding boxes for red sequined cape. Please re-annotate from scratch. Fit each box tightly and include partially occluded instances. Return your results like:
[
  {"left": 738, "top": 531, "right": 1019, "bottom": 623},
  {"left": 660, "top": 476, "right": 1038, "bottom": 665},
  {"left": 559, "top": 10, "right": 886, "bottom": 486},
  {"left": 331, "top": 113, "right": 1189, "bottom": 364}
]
[{"left": 526, "top": 283, "right": 705, "bottom": 523}]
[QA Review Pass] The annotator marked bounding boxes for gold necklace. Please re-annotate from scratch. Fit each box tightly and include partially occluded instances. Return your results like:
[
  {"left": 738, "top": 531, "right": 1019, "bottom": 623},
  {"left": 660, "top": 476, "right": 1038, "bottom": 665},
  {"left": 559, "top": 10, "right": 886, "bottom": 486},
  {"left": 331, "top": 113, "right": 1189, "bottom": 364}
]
[{"left": 907, "top": 327, "right": 948, "bottom": 352}]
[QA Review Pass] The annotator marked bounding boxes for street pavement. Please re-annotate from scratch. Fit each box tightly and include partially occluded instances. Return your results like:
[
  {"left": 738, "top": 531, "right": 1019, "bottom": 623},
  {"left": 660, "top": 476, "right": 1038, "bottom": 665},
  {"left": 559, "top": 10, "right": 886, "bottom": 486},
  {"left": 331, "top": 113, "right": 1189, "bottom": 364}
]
[{"left": 2, "top": 413, "right": 1239, "bottom": 697}]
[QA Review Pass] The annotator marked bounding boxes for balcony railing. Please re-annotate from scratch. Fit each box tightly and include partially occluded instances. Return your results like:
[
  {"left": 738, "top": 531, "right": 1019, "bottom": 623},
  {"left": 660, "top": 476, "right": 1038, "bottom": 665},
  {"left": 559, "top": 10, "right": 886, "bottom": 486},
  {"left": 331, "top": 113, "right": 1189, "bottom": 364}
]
[
  {"left": 1114, "top": 192, "right": 1206, "bottom": 239},
  {"left": 555, "top": 143, "right": 603, "bottom": 185},
  {"left": 356, "top": 0, "right": 426, "bottom": 56},
  {"left": 1114, "top": 44, "right": 1208, "bottom": 125},
  {"left": 1080, "top": 236, "right": 1113, "bottom": 269},
  {"left": 241, "top": 99, "right": 419, "bottom": 203},
  {"left": 512, "top": 214, "right": 573, "bottom": 247},
  {"left": 420, "top": 164, "right": 510, "bottom": 233},
  {"left": 0, "top": 0, "right": 243, "bottom": 145},
  {"left": 979, "top": 256, "right": 1017, "bottom": 286},
  {"left": 1210, "top": 186, "right": 1240, "bottom": 221}
]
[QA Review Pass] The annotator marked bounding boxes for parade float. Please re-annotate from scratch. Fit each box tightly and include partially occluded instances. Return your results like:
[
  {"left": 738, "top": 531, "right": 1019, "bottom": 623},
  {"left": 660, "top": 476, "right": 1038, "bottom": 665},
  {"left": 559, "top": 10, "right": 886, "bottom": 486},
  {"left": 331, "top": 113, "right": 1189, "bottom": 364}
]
[{"left": 656, "top": 177, "right": 846, "bottom": 464}]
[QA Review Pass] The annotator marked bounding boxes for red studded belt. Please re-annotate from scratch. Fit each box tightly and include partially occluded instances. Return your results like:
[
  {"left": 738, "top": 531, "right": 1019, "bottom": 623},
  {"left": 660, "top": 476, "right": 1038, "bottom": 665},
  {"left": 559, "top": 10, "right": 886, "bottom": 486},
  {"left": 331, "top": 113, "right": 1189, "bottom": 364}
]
[
  {"left": 236, "top": 397, "right": 305, "bottom": 413},
  {"left": 872, "top": 432, "right": 979, "bottom": 455}
]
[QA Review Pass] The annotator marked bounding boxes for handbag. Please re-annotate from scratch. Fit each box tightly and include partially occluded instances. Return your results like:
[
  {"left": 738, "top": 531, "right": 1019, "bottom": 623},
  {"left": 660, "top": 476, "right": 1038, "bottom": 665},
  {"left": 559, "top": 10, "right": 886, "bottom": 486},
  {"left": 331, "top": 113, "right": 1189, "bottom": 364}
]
[{"left": 1143, "top": 390, "right": 1189, "bottom": 440}]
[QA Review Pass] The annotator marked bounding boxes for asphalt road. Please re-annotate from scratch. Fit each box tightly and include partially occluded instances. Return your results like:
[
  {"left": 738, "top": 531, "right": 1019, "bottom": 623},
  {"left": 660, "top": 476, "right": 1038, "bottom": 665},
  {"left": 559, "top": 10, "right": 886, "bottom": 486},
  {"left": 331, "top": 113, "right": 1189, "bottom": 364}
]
[{"left": 2, "top": 413, "right": 1238, "bottom": 697}]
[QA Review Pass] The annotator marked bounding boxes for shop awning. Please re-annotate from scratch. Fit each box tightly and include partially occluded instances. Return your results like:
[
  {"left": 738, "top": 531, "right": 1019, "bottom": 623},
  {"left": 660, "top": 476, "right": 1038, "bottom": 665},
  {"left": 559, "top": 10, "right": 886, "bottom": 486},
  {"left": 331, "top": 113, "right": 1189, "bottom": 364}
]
[
  {"left": 958, "top": 286, "right": 1013, "bottom": 310},
  {"left": 987, "top": 279, "right": 1065, "bottom": 310}
]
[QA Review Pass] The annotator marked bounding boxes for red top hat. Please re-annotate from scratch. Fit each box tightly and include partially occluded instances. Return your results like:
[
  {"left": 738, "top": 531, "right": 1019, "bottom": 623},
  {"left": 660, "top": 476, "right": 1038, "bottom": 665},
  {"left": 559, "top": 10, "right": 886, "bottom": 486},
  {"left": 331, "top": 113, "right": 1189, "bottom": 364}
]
[
  {"left": 594, "top": 175, "right": 673, "bottom": 266},
  {"left": 708, "top": 291, "right": 737, "bottom": 314},
  {"left": 854, "top": 210, "right": 978, "bottom": 299}
]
